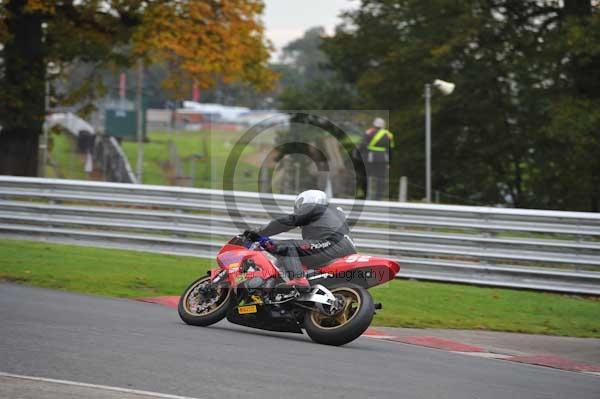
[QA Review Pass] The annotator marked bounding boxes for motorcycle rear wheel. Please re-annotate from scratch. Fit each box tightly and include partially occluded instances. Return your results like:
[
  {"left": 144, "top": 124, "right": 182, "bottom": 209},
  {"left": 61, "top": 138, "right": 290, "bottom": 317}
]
[
  {"left": 304, "top": 283, "right": 374, "bottom": 346},
  {"left": 178, "top": 275, "right": 232, "bottom": 326}
]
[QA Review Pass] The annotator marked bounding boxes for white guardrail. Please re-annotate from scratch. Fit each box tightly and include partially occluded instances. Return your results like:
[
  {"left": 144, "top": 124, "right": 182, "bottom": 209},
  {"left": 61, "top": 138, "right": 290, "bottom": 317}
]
[{"left": 1, "top": 176, "right": 600, "bottom": 295}]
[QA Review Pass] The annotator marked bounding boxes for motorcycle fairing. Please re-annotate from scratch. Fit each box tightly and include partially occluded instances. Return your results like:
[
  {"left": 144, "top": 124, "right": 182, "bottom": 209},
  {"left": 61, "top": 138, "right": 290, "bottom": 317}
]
[
  {"left": 216, "top": 248, "right": 279, "bottom": 289},
  {"left": 315, "top": 255, "right": 400, "bottom": 288}
]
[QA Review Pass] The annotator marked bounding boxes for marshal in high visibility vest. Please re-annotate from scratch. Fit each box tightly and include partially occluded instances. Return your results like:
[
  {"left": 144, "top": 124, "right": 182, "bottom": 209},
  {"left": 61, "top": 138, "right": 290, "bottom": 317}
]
[
  {"left": 358, "top": 118, "right": 395, "bottom": 200},
  {"left": 367, "top": 128, "right": 395, "bottom": 153}
]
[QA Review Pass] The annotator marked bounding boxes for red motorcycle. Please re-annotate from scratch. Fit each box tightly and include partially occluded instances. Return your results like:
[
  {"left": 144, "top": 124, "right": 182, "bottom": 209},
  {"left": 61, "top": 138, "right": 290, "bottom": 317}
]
[{"left": 178, "top": 235, "right": 400, "bottom": 346}]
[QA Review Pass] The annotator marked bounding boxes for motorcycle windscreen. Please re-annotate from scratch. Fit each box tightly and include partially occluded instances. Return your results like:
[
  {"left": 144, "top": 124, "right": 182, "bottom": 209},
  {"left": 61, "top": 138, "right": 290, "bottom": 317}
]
[
  {"left": 218, "top": 236, "right": 249, "bottom": 256},
  {"left": 216, "top": 250, "right": 247, "bottom": 268}
]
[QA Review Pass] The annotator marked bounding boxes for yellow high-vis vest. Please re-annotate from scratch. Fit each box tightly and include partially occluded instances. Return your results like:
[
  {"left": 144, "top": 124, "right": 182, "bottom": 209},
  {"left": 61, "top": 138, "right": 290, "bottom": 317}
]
[{"left": 367, "top": 129, "right": 395, "bottom": 152}]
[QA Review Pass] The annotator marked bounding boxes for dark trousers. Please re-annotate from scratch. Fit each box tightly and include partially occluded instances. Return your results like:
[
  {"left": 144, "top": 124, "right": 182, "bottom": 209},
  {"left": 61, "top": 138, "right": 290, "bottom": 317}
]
[
  {"left": 271, "top": 237, "right": 356, "bottom": 280},
  {"left": 367, "top": 176, "right": 388, "bottom": 200},
  {"left": 366, "top": 161, "right": 388, "bottom": 200}
]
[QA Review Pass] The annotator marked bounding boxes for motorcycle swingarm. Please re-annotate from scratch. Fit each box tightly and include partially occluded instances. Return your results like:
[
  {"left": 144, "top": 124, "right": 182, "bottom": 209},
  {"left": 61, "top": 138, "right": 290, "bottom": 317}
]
[{"left": 296, "top": 284, "right": 336, "bottom": 306}]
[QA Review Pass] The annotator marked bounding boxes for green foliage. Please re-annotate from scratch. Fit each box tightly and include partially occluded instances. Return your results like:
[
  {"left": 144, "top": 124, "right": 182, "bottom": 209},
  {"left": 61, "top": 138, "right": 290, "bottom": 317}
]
[
  {"left": 279, "top": 27, "right": 332, "bottom": 86},
  {"left": 0, "top": 0, "right": 274, "bottom": 175},
  {"left": 274, "top": 25, "right": 358, "bottom": 110},
  {"left": 318, "top": 0, "right": 600, "bottom": 210},
  {"left": 278, "top": 79, "right": 357, "bottom": 110}
]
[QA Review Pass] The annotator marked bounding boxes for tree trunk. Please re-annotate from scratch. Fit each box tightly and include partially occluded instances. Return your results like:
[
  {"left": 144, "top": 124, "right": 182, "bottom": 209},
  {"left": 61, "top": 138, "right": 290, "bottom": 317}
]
[
  {"left": 0, "top": 130, "right": 40, "bottom": 176},
  {"left": 0, "top": 0, "right": 45, "bottom": 176}
]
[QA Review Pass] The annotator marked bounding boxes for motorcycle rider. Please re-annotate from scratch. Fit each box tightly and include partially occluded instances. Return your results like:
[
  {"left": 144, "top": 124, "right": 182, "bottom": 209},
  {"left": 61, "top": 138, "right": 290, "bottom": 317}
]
[{"left": 244, "top": 190, "right": 356, "bottom": 291}]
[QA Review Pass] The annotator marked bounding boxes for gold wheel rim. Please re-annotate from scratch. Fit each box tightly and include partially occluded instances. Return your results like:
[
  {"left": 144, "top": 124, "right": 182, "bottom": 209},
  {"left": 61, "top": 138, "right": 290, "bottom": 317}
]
[
  {"left": 309, "top": 287, "right": 362, "bottom": 330},
  {"left": 182, "top": 277, "right": 230, "bottom": 316}
]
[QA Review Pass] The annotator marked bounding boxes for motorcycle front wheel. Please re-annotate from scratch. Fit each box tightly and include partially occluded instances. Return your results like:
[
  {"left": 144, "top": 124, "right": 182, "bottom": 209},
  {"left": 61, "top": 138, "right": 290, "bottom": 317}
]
[
  {"left": 178, "top": 275, "right": 232, "bottom": 326},
  {"left": 303, "top": 283, "right": 374, "bottom": 346}
]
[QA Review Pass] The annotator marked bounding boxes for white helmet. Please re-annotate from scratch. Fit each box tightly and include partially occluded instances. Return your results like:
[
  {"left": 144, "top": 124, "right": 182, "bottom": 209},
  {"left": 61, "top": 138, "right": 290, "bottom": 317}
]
[
  {"left": 294, "top": 190, "right": 328, "bottom": 214},
  {"left": 373, "top": 117, "right": 385, "bottom": 128}
]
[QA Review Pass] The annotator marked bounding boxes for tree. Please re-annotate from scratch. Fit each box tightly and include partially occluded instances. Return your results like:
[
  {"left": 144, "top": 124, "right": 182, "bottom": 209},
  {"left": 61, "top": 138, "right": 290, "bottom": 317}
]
[
  {"left": 323, "top": 0, "right": 600, "bottom": 210},
  {"left": 279, "top": 27, "right": 331, "bottom": 85},
  {"left": 275, "top": 26, "right": 357, "bottom": 109},
  {"left": 538, "top": 0, "right": 600, "bottom": 211},
  {"left": 0, "top": 0, "right": 275, "bottom": 176}
]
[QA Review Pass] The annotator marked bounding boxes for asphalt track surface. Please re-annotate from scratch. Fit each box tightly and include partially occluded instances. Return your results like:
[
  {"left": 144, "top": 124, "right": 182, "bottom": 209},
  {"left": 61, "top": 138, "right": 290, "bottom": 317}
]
[{"left": 1, "top": 283, "right": 598, "bottom": 399}]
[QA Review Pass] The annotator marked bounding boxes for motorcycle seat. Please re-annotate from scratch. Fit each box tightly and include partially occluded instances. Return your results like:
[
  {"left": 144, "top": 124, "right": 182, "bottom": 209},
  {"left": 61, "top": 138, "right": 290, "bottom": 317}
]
[{"left": 303, "top": 258, "right": 336, "bottom": 273}]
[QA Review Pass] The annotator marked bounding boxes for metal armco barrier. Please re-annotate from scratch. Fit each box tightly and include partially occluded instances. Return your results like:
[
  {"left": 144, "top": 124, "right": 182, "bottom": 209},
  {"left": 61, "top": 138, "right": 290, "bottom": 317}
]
[{"left": 1, "top": 176, "right": 599, "bottom": 295}]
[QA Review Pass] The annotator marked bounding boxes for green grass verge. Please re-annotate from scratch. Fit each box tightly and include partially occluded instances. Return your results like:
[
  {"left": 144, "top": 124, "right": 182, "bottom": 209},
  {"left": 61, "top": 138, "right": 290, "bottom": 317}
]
[
  {"left": 121, "top": 130, "right": 260, "bottom": 190},
  {"left": 0, "top": 239, "right": 210, "bottom": 298},
  {"left": 45, "top": 132, "right": 87, "bottom": 180},
  {"left": 121, "top": 134, "right": 169, "bottom": 186},
  {"left": 1, "top": 239, "right": 599, "bottom": 337},
  {"left": 370, "top": 282, "right": 600, "bottom": 337}
]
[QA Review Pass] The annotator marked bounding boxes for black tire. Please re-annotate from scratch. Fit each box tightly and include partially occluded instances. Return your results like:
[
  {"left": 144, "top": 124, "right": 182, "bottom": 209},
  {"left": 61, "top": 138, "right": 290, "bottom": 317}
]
[
  {"left": 304, "top": 283, "right": 375, "bottom": 346},
  {"left": 178, "top": 275, "right": 232, "bottom": 327}
]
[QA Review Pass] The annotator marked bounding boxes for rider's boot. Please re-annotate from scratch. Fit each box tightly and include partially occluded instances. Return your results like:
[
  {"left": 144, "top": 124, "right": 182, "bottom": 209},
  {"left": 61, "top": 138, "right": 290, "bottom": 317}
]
[{"left": 276, "top": 276, "right": 311, "bottom": 293}]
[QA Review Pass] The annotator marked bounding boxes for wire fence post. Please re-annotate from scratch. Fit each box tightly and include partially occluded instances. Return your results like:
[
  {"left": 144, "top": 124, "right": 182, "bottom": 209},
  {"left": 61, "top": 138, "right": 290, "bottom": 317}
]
[{"left": 399, "top": 176, "right": 408, "bottom": 202}]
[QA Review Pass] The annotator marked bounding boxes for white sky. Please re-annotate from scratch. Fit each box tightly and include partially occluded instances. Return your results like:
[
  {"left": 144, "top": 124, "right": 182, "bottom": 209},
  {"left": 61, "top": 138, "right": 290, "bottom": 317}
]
[{"left": 263, "top": 0, "right": 359, "bottom": 60}]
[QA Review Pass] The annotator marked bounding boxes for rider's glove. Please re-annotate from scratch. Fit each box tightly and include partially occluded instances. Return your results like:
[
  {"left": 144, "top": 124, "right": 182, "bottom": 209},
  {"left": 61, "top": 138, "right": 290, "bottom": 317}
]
[
  {"left": 243, "top": 229, "right": 261, "bottom": 242},
  {"left": 258, "top": 237, "right": 277, "bottom": 253}
]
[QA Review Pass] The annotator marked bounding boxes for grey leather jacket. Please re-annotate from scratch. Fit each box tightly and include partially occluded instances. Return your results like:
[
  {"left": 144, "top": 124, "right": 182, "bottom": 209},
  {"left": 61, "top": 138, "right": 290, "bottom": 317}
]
[{"left": 257, "top": 204, "right": 350, "bottom": 242}]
